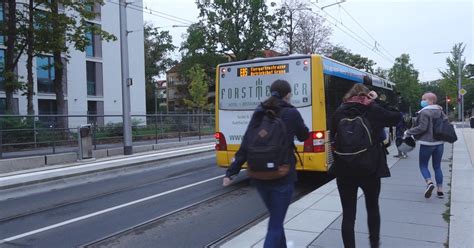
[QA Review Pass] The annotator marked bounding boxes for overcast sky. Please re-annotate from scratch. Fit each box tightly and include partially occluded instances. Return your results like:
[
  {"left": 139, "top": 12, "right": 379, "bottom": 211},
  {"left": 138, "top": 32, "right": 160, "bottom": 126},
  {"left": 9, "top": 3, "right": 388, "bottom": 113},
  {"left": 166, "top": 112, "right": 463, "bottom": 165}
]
[{"left": 142, "top": 0, "right": 473, "bottom": 82}]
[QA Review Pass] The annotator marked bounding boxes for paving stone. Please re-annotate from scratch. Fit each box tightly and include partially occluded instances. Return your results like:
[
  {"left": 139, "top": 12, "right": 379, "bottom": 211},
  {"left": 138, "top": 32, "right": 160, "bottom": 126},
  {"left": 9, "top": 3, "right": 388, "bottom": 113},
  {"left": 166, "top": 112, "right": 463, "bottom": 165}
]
[{"left": 285, "top": 209, "right": 340, "bottom": 233}]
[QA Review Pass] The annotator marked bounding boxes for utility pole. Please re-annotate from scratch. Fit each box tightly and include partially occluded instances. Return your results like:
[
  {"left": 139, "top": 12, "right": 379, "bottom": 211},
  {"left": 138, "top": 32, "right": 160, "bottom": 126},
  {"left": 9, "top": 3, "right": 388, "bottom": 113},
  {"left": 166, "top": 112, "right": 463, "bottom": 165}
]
[
  {"left": 119, "top": 0, "right": 133, "bottom": 155},
  {"left": 457, "top": 58, "right": 462, "bottom": 122}
]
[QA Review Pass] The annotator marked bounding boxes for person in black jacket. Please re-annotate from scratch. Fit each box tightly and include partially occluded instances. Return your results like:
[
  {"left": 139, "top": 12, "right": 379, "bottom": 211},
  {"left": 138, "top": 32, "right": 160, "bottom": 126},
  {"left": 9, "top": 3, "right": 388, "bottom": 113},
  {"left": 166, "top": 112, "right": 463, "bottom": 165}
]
[
  {"left": 223, "top": 80, "right": 309, "bottom": 248},
  {"left": 330, "top": 84, "right": 401, "bottom": 248}
]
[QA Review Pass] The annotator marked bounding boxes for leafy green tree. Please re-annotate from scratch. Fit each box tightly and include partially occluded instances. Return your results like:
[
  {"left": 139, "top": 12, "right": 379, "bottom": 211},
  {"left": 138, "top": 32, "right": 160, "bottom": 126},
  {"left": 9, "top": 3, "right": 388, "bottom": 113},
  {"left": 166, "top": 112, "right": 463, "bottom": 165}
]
[
  {"left": 184, "top": 65, "right": 209, "bottom": 113},
  {"left": 374, "top": 67, "right": 389, "bottom": 79},
  {"left": 439, "top": 43, "right": 472, "bottom": 117},
  {"left": 329, "top": 46, "right": 376, "bottom": 73},
  {"left": 179, "top": 22, "right": 227, "bottom": 94},
  {"left": 144, "top": 23, "right": 176, "bottom": 114},
  {"left": 196, "top": 0, "right": 282, "bottom": 61},
  {"left": 389, "top": 54, "right": 421, "bottom": 113}
]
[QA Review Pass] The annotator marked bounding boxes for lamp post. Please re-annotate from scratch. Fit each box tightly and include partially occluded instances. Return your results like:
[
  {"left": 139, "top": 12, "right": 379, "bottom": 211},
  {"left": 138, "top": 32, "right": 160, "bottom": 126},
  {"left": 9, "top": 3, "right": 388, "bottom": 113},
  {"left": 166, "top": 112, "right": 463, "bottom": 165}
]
[{"left": 434, "top": 51, "right": 463, "bottom": 122}]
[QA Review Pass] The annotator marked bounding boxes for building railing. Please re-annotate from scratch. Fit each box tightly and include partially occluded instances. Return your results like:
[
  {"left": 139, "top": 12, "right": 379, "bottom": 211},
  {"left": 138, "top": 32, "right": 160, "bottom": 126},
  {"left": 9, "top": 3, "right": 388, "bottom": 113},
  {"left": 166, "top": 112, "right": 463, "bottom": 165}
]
[{"left": 0, "top": 113, "right": 215, "bottom": 159}]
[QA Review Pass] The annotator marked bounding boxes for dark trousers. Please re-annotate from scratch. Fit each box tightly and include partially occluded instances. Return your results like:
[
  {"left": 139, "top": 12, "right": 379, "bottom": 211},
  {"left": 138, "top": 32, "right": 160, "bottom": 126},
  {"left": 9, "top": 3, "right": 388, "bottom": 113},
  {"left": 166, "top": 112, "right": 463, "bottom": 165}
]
[
  {"left": 256, "top": 182, "right": 294, "bottom": 248},
  {"left": 336, "top": 176, "right": 381, "bottom": 248}
]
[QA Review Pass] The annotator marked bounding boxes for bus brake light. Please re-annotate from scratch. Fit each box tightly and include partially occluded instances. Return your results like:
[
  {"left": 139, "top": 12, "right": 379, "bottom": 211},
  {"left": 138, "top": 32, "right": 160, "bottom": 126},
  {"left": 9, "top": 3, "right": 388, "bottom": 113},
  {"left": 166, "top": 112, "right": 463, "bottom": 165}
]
[
  {"left": 215, "top": 132, "right": 227, "bottom": 151},
  {"left": 304, "top": 131, "right": 325, "bottom": 153}
]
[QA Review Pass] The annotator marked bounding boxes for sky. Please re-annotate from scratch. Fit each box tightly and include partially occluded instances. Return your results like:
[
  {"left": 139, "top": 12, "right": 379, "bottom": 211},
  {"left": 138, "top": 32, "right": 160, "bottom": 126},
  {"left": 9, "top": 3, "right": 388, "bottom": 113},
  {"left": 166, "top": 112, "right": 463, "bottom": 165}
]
[{"left": 141, "top": 0, "right": 474, "bottom": 82}]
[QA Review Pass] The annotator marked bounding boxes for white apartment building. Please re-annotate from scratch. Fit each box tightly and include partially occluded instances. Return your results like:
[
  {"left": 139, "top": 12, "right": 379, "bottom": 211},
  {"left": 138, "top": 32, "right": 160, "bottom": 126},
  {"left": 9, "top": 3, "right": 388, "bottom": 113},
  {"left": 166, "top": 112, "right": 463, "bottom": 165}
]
[{"left": 0, "top": 1, "right": 146, "bottom": 127}]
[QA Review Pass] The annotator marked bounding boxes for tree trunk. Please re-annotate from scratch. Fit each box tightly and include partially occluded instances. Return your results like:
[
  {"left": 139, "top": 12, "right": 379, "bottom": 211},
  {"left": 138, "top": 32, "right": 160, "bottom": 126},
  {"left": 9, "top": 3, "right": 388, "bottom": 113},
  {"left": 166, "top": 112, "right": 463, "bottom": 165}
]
[
  {"left": 4, "top": 0, "right": 17, "bottom": 114},
  {"left": 51, "top": 0, "right": 66, "bottom": 129},
  {"left": 26, "top": 0, "right": 35, "bottom": 115}
]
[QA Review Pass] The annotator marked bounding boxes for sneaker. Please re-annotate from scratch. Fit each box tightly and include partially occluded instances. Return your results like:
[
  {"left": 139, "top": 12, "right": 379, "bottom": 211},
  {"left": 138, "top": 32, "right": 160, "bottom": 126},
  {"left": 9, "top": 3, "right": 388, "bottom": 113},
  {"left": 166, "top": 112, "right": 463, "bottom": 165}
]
[
  {"left": 437, "top": 192, "right": 445, "bottom": 199},
  {"left": 425, "top": 183, "right": 435, "bottom": 198},
  {"left": 394, "top": 154, "right": 402, "bottom": 158},
  {"left": 402, "top": 154, "right": 408, "bottom": 159}
]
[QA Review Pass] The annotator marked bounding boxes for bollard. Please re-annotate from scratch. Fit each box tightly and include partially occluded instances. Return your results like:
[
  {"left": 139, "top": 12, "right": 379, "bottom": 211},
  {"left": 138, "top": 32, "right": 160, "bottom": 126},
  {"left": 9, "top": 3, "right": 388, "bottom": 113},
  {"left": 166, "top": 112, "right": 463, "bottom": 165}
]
[{"left": 155, "top": 114, "right": 158, "bottom": 144}]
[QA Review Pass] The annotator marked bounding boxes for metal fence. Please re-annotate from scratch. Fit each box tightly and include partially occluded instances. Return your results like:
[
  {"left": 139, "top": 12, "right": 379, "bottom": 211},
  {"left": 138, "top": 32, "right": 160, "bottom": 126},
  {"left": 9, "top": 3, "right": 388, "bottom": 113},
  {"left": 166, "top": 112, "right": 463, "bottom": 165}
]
[{"left": 0, "top": 114, "right": 215, "bottom": 159}]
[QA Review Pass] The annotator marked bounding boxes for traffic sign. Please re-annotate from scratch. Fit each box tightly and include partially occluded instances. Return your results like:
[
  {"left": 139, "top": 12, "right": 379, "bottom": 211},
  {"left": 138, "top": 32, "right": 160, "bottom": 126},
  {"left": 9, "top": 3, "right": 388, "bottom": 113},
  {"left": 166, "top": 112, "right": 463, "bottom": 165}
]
[{"left": 459, "top": 88, "right": 467, "bottom": 96}]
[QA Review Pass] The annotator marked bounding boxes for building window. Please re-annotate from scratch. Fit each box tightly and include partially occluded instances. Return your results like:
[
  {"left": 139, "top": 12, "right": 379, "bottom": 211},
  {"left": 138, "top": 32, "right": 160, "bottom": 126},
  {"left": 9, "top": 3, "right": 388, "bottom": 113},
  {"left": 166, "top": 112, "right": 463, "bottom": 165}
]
[
  {"left": 87, "top": 61, "right": 96, "bottom": 95},
  {"left": 85, "top": 24, "right": 94, "bottom": 57},
  {"left": 37, "top": 56, "right": 55, "bottom": 93},
  {"left": 0, "top": 98, "right": 19, "bottom": 114},
  {"left": 86, "top": 61, "right": 102, "bottom": 96},
  {"left": 0, "top": 98, "right": 6, "bottom": 114},
  {"left": 0, "top": 49, "right": 4, "bottom": 91},
  {"left": 87, "top": 100, "right": 104, "bottom": 125},
  {"left": 0, "top": 2, "right": 4, "bottom": 45},
  {"left": 85, "top": 23, "right": 102, "bottom": 58}
]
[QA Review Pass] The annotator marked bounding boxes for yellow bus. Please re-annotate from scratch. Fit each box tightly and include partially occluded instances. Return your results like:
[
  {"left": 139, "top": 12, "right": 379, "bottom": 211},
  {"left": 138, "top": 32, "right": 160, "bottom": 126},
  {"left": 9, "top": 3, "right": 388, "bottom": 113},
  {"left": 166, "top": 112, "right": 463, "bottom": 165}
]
[{"left": 214, "top": 54, "right": 397, "bottom": 172}]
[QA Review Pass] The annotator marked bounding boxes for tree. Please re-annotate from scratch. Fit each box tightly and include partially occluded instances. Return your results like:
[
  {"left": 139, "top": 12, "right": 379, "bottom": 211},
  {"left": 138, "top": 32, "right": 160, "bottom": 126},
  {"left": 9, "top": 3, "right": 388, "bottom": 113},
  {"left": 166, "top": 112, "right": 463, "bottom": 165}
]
[
  {"left": 293, "top": 11, "right": 332, "bottom": 55},
  {"left": 144, "top": 23, "right": 176, "bottom": 114},
  {"left": 277, "top": 0, "right": 311, "bottom": 54},
  {"left": 197, "top": 0, "right": 282, "bottom": 61},
  {"left": 179, "top": 23, "right": 227, "bottom": 95},
  {"left": 374, "top": 67, "right": 389, "bottom": 79},
  {"left": 389, "top": 54, "right": 421, "bottom": 113},
  {"left": 35, "top": 0, "right": 115, "bottom": 127},
  {"left": 328, "top": 46, "right": 376, "bottom": 73},
  {"left": 184, "top": 65, "right": 209, "bottom": 113},
  {"left": 439, "top": 42, "right": 472, "bottom": 117},
  {"left": 2, "top": 0, "right": 25, "bottom": 114}
]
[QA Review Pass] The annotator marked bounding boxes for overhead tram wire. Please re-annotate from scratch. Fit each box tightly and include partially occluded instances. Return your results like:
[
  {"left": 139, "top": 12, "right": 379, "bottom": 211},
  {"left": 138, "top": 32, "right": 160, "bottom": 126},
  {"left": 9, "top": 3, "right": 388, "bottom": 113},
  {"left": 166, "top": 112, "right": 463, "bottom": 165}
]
[
  {"left": 106, "top": 0, "right": 192, "bottom": 25},
  {"left": 339, "top": 5, "right": 396, "bottom": 60},
  {"left": 309, "top": 2, "right": 394, "bottom": 64},
  {"left": 132, "top": 3, "right": 195, "bottom": 24}
]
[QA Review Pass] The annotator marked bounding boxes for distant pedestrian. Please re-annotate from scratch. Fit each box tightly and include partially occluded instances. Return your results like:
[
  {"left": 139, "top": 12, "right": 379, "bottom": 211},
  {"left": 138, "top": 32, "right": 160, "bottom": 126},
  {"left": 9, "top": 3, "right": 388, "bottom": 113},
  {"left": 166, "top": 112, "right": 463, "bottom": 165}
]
[
  {"left": 330, "top": 84, "right": 401, "bottom": 248},
  {"left": 405, "top": 92, "right": 446, "bottom": 199},
  {"left": 394, "top": 113, "right": 410, "bottom": 158},
  {"left": 222, "top": 80, "right": 309, "bottom": 248}
]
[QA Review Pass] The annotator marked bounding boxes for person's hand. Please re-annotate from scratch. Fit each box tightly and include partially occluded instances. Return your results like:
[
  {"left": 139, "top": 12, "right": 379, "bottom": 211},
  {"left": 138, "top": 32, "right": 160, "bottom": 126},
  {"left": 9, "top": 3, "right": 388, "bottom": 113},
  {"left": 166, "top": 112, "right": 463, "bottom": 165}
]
[
  {"left": 368, "top": 91, "right": 378, "bottom": 100},
  {"left": 222, "top": 177, "right": 232, "bottom": 187}
]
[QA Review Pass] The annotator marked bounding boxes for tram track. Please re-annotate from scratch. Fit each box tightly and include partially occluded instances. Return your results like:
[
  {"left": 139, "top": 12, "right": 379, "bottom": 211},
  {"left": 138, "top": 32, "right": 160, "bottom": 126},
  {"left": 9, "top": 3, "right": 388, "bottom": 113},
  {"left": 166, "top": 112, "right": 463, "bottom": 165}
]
[
  {"left": 85, "top": 173, "right": 329, "bottom": 248},
  {"left": 0, "top": 161, "right": 216, "bottom": 223}
]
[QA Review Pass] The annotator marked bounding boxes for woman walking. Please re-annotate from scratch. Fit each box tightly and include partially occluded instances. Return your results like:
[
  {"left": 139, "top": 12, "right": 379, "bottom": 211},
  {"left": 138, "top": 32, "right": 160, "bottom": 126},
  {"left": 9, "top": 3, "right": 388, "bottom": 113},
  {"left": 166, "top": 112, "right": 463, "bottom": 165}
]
[
  {"left": 405, "top": 92, "right": 445, "bottom": 198},
  {"left": 330, "top": 84, "right": 401, "bottom": 248},
  {"left": 222, "top": 79, "right": 309, "bottom": 248}
]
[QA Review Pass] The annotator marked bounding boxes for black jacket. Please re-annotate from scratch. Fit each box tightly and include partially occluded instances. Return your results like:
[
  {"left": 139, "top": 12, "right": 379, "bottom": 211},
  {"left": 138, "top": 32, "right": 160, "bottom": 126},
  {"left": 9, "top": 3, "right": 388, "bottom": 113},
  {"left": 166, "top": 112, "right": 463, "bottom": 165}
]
[
  {"left": 330, "top": 102, "right": 402, "bottom": 178},
  {"left": 225, "top": 100, "right": 309, "bottom": 184}
]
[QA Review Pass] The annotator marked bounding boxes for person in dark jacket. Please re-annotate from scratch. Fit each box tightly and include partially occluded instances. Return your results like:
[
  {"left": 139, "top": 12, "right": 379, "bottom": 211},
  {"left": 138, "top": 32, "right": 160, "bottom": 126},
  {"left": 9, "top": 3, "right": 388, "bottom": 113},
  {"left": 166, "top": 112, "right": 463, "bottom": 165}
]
[
  {"left": 223, "top": 79, "right": 309, "bottom": 248},
  {"left": 330, "top": 84, "right": 401, "bottom": 248}
]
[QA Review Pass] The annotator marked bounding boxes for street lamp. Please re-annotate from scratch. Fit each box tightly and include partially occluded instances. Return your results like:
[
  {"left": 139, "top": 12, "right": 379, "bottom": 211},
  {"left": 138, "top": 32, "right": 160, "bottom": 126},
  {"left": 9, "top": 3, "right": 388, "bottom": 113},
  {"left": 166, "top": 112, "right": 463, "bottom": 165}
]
[
  {"left": 171, "top": 25, "right": 190, "bottom": 28},
  {"left": 434, "top": 51, "right": 463, "bottom": 123}
]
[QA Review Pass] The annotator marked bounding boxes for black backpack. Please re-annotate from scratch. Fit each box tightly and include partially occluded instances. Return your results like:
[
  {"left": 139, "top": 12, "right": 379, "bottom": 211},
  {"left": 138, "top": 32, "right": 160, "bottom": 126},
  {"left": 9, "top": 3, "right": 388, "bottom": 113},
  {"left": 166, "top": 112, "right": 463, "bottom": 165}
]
[
  {"left": 245, "top": 108, "right": 291, "bottom": 180},
  {"left": 334, "top": 108, "right": 377, "bottom": 175}
]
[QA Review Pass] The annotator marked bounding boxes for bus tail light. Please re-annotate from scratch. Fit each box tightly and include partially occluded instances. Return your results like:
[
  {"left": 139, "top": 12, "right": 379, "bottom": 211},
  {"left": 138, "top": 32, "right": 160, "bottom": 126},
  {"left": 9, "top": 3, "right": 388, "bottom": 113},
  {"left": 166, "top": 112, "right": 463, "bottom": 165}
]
[
  {"left": 215, "top": 132, "right": 227, "bottom": 151},
  {"left": 304, "top": 131, "right": 325, "bottom": 153}
]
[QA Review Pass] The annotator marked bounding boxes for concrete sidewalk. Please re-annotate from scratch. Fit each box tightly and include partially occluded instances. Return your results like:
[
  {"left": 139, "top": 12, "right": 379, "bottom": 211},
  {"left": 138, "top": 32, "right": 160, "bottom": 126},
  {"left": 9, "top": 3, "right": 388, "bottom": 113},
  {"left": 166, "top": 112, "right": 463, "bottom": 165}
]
[
  {"left": 0, "top": 142, "right": 214, "bottom": 190},
  {"left": 221, "top": 127, "right": 474, "bottom": 247}
]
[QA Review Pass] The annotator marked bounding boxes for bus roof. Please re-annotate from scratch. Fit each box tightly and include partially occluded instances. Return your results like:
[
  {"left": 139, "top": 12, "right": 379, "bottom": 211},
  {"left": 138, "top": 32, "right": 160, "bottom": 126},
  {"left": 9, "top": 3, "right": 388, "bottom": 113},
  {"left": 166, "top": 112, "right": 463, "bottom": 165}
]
[{"left": 217, "top": 54, "right": 395, "bottom": 90}]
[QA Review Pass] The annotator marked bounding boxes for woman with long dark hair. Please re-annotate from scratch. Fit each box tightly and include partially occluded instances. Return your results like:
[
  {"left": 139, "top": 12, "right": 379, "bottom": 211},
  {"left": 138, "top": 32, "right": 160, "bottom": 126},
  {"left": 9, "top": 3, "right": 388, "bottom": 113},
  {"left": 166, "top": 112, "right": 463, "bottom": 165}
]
[
  {"left": 330, "top": 84, "right": 401, "bottom": 248},
  {"left": 223, "top": 79, "right": 309, "bottom": 248}
]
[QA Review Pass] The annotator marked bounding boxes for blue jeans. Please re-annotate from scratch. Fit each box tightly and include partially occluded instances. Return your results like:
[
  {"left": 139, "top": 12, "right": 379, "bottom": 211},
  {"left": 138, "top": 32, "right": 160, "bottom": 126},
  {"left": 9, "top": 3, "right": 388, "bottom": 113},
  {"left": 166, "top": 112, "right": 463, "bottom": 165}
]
[
  {"left": 256, "top": 182, "right": 294, "bottom": 248},
  {"left": 419, "top": 144, "right": 444, "bottom": 186}
]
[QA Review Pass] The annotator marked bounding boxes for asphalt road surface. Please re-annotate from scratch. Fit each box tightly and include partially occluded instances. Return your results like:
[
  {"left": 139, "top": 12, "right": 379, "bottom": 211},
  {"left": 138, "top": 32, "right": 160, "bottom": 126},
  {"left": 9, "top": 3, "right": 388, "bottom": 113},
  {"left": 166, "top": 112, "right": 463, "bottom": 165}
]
[{"left": 0, "top": 152, "right": 328, "bottom": 248}]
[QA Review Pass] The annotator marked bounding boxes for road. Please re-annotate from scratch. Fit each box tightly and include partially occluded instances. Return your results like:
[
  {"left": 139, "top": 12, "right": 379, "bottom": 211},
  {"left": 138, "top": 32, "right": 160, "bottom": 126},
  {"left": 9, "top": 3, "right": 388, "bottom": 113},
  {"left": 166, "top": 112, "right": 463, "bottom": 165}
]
[{"left": 0, "top": 152, "right": 328, "bottom": 247}]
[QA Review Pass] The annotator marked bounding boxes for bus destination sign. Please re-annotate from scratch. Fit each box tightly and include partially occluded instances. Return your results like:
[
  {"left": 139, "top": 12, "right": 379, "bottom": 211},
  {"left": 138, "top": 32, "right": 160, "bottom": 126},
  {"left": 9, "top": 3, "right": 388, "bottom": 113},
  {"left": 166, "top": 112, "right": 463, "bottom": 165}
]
[{"left": 237, "top": 64, "right": 289, "bottom": 77}]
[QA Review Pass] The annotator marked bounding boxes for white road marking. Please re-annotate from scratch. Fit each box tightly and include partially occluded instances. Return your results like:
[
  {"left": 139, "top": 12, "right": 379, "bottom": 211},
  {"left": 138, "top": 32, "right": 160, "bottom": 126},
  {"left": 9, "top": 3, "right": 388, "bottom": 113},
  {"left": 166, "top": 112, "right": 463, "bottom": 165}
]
[
  {"left": 1, "top": 144, "right": 214, "bottom": 180},
  {"left": 0, "top": 174, "right": 223, "bottom": 243}
]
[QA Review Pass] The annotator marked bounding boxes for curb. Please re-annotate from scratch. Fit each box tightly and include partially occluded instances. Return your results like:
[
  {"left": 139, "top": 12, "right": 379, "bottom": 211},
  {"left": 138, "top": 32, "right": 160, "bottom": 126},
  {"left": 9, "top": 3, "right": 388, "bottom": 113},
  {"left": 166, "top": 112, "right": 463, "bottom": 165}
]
[{"left": 0, "top": 144, "right": 215, "bottom": 190}]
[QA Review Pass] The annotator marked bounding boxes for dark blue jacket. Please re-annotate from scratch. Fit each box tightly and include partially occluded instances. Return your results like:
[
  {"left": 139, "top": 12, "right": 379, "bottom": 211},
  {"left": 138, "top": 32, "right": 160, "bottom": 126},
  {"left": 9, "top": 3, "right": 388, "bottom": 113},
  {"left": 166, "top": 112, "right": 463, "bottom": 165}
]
[{"left": 225, "top": 100, "right": 309, "bottom": 184}]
